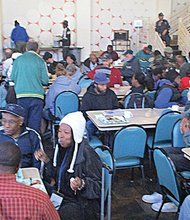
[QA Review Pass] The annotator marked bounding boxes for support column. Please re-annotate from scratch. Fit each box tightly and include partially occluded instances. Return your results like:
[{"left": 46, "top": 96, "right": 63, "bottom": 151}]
[
  {"left": 76, "top": 0, "right": 91, "bottom": 61},
  {"left": 0, "top": 0, "right": 3, "bottom": 60}
]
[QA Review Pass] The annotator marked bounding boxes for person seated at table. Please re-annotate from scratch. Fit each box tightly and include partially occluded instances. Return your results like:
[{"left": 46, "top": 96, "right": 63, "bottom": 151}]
[
  {"left": 44, "top": 63, "right": 81, "bottom": 121},
  {"left": 163, "top": 46, "right": 176, "bottom": 68},
  {"left": 66, "top": 64, "right": 83, "bottom": 83},
  {"left": 121, "top": 49, "right": 141, "bottom": 85},
  {"left": 124, "top": 73, "right": 154, "bottom": 109},
  {"left": 135, "top": 45, "right": 153, "bottom": 73},
  {"left": 154, "top": 68, "right": 181, "bottom": 108},
  {"left": 87, "top": 53, "right": 122, "bottom": 87},
  {"left": 64, "top": 54, "right": 78, "bottom": 68},
  {"left": 43, "top": 51, "right": 57, "bottom": 75},
  {"left": 145, "top": 67, "right": 164, "bottom": 91},
  {"left": 176, "top": 55, "right": 190, "bottom": 78},
  {"left": 34, "top": 111, "right": 102, "bottom": 220},
  {"left": 0, "top": 104, "right": 43, "bottom": 170},
  {"left": 142, "top": 93, "right": 190, "bottom": 213},
  {"left": 0, "top": 141, "right": 60, "bottom": 219},
  {"left": 80, "top": 71, "right": 119, "bottom": 140},
  {"left": 100, "top": 44, "right": 119, "bottom": 61},
  {"left": 82, "top": 53, "right": 100, "bottom": 73},
  {"left": 130, "top": 72, "right": 145, "bottom": 94}
]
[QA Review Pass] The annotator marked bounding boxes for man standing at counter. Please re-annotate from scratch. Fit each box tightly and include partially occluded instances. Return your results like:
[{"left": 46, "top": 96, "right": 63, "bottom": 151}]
[{"left": 62, "top": 20, "right": 71, "bottom": 60}]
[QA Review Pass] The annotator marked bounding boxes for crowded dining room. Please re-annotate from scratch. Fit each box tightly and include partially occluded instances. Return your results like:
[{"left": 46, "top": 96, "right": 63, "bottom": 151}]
[{"left": 1, "top": 0, "right": 190, "bottom": 219}]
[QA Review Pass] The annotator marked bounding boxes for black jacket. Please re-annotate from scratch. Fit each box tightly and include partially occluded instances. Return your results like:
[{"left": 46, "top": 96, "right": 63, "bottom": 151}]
[
  {"left": 121, "top": 56, "right": 141, "bottom": 83},
  {"left": 45, "top": 139, "right": 102, "bottom": 220},
  {"left": 80, "top": 84, "right": 119, "bottom": 118}
]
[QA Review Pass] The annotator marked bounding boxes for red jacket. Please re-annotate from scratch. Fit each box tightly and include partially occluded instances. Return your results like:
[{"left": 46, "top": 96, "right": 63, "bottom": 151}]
[
  {"left": 179, "top": 76, "right": 190, "bottom": 92},
  {"left": 87, "top": 66, "right": 122, "bottom": 87}
]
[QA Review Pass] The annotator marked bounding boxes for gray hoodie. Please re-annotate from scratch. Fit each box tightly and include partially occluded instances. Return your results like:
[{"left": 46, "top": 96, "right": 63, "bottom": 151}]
[{"left": 45, "top": 75, "right": 81, "bottom": 114}]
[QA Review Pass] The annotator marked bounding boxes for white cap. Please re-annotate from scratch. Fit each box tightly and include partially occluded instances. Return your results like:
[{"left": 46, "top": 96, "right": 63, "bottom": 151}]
[{"left": 60, "top": 111, "right": 86, "bottom": 173}]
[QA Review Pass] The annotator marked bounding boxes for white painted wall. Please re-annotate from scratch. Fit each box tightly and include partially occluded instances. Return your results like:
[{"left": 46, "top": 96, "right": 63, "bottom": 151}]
[
  {"left": 0, "top": 0, "right": 185, "bottom": 61},
  {"left": 76, "top": 0, "right": 91, "bottom": 61}
]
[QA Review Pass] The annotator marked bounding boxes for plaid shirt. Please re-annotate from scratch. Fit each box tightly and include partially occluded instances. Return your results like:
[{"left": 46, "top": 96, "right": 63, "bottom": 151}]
[{"left": 0, "top": 174, "right": 60, "bottom": 220}]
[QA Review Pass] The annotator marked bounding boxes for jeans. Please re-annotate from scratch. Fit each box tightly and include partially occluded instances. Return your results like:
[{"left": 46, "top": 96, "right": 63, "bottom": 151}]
[
  {"left": 17, "top": 97, "right": 44, "bottom": 132},
  {"left": 86, "top": 120, "right": 98, "bottom": 141}
]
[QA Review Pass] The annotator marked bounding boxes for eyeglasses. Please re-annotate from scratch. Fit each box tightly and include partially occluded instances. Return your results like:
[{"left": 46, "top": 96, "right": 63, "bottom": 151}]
[{"left": 2, "top": 118, "right": 19, "bottom": 126}]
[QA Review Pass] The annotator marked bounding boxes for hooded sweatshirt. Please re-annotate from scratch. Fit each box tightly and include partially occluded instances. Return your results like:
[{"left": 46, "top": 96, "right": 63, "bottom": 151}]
[
  {"left": 45, "top": 75, "right": 81, "bottom": 115},
  {"left": 80, "top": 84, "right": 119, "bottom": 118},
  {"left": 154, "top": 79, "right": 181, "bottom": 108}
]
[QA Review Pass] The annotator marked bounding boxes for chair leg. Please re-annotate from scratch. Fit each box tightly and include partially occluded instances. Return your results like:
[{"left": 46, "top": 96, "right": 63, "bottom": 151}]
[
  {"left": 131, "top": 168, "right": 134, "bottom": 182},
  {"left": 148, "top": 149, "right": 152, "bottom": 168},
  {"left": 155, "top": 195, "right": 166, "bottom": 220},
  {"left": 52, "top": 124, "right": 56, "bottom": 149}
]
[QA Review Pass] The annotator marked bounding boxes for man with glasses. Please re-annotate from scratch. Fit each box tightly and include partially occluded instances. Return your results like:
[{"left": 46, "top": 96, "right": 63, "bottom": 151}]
[{"left": 0, "top": 104, "right": 43, "bottom": 169}]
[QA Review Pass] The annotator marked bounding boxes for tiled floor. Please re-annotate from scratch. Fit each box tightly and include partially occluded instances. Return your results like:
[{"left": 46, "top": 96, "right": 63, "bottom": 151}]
[{"left": 43, "top": 136, "right": 179, "bottom": 220}]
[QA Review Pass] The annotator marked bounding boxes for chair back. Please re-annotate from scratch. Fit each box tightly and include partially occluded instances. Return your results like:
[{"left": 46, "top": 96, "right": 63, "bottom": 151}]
[
  {"left": 78, "top": 76, "right": 93, "bottom": 88},
  {"left": 113, "top": 125, "right": 147, "bottom": 160},
  {"left": 95, "top": 145, "right": 115, "bottom": 220},
  {"left": 172, "top": 119, "right": 186, "bottom": 148},
  {"left": 153, "top": 148, "right": 182, "bottom": 206},
  {"left": 124, "top": 92, "right": 154, "bottom": 109},
  {"left": 153, "top": 111, "right": 181, "bottom": 147},
  {"left": 113, "top": 125, "right": 147, "bottom": 161},
  {"left": 54, "top": 91, "right": 79, "bottom": 120}
]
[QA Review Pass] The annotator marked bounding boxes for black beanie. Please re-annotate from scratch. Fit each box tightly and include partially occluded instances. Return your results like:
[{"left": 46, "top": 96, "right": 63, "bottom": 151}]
[{"left": 165, "top": 68, "right": 179, "bottom": 83}]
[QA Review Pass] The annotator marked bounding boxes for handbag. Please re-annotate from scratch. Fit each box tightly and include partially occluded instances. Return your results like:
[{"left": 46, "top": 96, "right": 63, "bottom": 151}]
[{"left": 5, "top": 85, "right": 17, "bottom": 104}]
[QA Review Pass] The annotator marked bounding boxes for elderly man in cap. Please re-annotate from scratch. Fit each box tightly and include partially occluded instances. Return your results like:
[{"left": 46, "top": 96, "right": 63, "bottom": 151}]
[
  {"left": 87, "top": 53, "right": 122, "bottom": 87},
  {"left": 121, "top": 49, "right": 141, "bottom": 84},
  {"left": 135, "top": 45, "right": 153, "bottom": 73},
  {"left": 0, "top": 104, "right": 43, "bottom": 169},
  {"left": 155, "top": 12, "right": 171, "bottom": 46},
  {"left": 163, "top": 46, "right": 176, "bottom": 67},
  {"left": 0, "top": 141, "right": 60, "bottom": 219},
  {"left": 34, "top": 111, "right": 102, "bottom": 220},
  {"left": 81, "top": 71, "right": 119, "bottom": 140}
]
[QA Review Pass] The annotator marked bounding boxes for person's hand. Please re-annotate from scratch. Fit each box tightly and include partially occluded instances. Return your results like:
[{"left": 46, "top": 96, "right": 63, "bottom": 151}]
[
  {"left": 34, "top": 149, "right": 50, "bottom": 163},
  {"left": 162, "top": 29, "right": 167, "bottom": 36},
  {"left": 70, "top": 177, "right": 82, "bottom": 191},
  {"left": 180, "top": 117, "right": 190, "bottom": 134}
]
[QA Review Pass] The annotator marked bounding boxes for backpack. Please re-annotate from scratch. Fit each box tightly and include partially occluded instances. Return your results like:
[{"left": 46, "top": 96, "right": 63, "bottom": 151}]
[{"left": 124, "top": 92, "right": 154, "bottom": 109}]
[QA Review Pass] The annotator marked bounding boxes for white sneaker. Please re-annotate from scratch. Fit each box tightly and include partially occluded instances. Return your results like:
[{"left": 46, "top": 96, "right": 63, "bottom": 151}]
[
  {"left": 142, "top": 192, "right": 163, "bottom": 204},
  {"left": 151, "top": 202, "right": 178, "bottom": 213}
]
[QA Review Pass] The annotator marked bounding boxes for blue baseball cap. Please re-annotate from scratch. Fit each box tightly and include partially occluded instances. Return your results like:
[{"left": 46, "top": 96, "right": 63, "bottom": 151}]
[
  {"left": 0, "top": 104, "right": 25, "bottom": 118},
  {"left": 94, "top": 72, "right": 110, "bottom": 84}
]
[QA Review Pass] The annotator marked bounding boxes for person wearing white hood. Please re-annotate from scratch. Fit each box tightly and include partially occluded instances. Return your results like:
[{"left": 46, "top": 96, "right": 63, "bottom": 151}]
[{"left": 35, "top": 111, "right": 102, "bottom": 220}]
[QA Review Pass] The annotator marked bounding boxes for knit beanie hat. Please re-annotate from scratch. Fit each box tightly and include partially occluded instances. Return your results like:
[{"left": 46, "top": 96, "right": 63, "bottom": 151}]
[
  {"left": 59, "top": 111, "right": 86, "bottom": 173},
  {"left": 165, "top": 68, "right": 179, "bottom": 83}
]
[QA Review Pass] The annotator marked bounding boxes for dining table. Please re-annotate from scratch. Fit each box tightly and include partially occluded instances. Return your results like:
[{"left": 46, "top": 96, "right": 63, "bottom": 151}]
[{"left": 86, "top": 108, "right": 168, "bottom": 131}]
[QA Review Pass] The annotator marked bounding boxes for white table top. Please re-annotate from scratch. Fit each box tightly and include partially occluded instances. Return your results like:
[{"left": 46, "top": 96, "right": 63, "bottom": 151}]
[
  {"left": 78, "top": 86, "right": 131, "bottom": 99},
  {"left": 16, "top": 168, "right": 47, "bottom": 193},
  {"left": 87, "top": 108, "right": 165, "bottom": 131}
]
